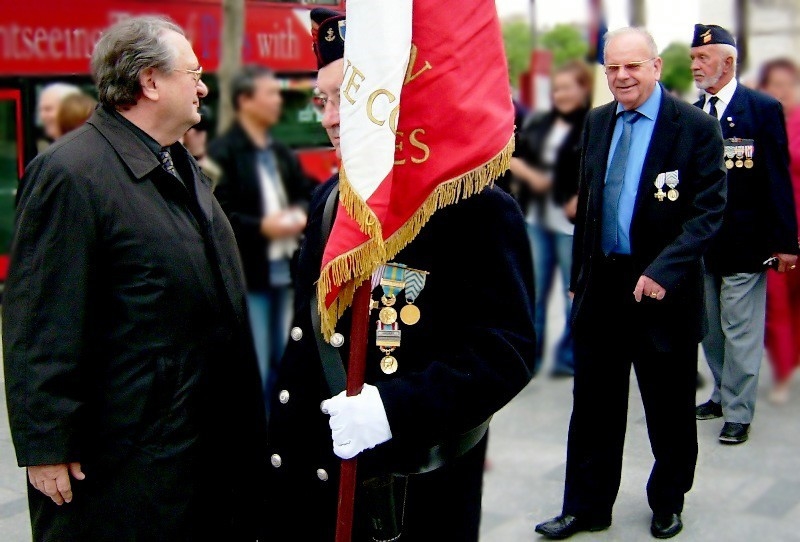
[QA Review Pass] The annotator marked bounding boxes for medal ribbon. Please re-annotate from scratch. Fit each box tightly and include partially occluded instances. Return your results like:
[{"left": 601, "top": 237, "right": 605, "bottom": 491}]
[
  {"left": 404, "top": 269, "right": 427, "bottom": 303},
  {"left": 380, "top": 263, "right": 407, "bottom": 298}
]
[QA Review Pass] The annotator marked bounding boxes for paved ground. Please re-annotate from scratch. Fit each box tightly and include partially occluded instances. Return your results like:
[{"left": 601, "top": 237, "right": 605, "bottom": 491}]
[
  {"left": 480, "top": 283, "right": 800, "bottom": 541},
  {"left": 2, "top": 285, "right": 800, "bottom": 541}
]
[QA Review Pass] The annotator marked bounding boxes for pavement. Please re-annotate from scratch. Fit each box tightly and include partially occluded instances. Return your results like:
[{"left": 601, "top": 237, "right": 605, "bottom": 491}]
[{"left": 2, "top": 283, "right": 800, "bottom": 541}]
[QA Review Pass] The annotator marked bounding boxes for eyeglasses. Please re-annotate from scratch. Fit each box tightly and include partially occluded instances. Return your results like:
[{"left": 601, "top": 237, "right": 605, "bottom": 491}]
[
  {"left": 605, "top": 58, "right": 656, "bottom": 75},
  {"left": 312, "top": 87, "right": 339, "bottom": 113},
  {"left": 175, "top": 67, "right": 203, "bottom": 83}
]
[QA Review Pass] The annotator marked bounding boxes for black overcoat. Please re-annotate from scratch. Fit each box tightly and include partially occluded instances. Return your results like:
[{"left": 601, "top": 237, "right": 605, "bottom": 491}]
[
  {"left": 264, "top": 176, "right": 537, "bottom": 540},
  {"left": 2, "top": 106, "right": 269, "bottom": 541}
]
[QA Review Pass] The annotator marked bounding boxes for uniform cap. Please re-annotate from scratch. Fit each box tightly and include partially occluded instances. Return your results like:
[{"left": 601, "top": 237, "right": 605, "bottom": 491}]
[
  {"left": 311, "top": 8, "right": 346, "bottom": 69},
  {"left": 691, "top": 24, "right": 736, "bottom": 48}
]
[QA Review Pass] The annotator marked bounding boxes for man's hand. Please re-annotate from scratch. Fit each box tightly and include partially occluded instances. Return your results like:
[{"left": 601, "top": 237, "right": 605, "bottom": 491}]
[
  {"left": 321, "top": 384, "right": 392, "bottom": 460},
  {"left": 260, "top": 208, "right": 307, "bottom": 240},
  {"left": 28, "top": 463, "right": 85, "bottom": 505},
  {"left": 633, "top": 275, "right": 666, "bottom": 302},
  {"left": 774, "top": 253, "right": 798, "bottom": 273}
]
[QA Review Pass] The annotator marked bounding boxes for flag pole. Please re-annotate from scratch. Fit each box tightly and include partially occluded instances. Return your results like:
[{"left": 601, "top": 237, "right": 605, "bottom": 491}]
[{"left": 335, "top": 279, "right": 373, "bottom": 542}]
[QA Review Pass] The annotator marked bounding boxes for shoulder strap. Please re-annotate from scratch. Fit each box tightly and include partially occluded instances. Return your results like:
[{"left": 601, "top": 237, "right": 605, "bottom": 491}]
[{"left": 311, "top": 185, "right": 347, "bottom": 396}]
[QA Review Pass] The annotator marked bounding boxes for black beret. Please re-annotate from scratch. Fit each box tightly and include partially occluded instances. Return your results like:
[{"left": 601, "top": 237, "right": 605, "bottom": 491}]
[
  {"left": 691, "top": 24, "right": 736, "bottom": 48},
  {"left": 310, "top": 8, "right": 345, "bottom": 69}
]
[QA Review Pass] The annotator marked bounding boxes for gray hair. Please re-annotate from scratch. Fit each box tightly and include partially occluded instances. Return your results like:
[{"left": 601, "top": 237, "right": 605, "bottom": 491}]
[
  {"left": 714, "top": 43, "right": 738, "bottom": 71},
  {"left": 603, "top": 27, "right": 659, "bottom": 64},
  {"left": 91, "top": 16, "right": 185, "bottom": 108}
]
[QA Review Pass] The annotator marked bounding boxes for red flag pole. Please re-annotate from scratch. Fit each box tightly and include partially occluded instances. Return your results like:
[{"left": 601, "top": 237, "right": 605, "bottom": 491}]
[{"left": 335, "top": 279, "right": 373, "bottom": 542}]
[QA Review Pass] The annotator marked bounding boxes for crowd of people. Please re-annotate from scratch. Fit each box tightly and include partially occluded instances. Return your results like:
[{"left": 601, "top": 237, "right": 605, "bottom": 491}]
[{"left": 2, "top": 6, "right": 800, "bottom": 542}]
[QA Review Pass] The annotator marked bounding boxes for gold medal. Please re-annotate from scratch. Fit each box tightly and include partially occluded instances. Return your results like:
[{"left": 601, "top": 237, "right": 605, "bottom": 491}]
[
  {"left": 744, "top": 159, "right": 753, "bottom": 169},
  {"left": 654, "top": 189, "right": 666, "bottom": 201},
  {"left": 381, "top": 355, "right": 398, "bottom": 374},
  {"left": 725, "top": 159, "right": 734, "bottom": 169},
  {"left": 735, "top": 159, "right": 744, "bottom": 168},
  {"left": 400, "top": 304, "right": 421, "bottom": 325},
  {"left": 379, "top": 306, "right": 397, "bottom": 325},
  {"left": 667, "top": 188, "right": 679, "bottom": 201}
]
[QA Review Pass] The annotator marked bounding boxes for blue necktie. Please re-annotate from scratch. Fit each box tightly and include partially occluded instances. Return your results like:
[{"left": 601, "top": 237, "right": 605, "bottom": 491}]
[{"left": 602, "top": 110, "right": 640, "bottom": 255}]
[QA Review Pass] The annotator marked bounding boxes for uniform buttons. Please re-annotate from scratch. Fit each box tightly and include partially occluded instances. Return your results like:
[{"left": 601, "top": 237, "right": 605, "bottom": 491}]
[
  {"left": 270, "top": 454, "right": 282, "bottom": 468},
  {"left": 316, "top": 468, "right": 329, "bottom": 482},
  {"left": 330, "top": 333, "right": 345, "bottom": 348},
  {"left": 279, "top": 390, "right": 290, "bottom": 404},
  {"left": 290, "top": 327, "right": 303, "bottom": 341}
]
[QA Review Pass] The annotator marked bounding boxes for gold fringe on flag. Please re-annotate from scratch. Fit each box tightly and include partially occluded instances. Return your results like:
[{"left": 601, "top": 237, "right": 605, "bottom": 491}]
[{"left": 316, "top": 135, "right": 515, "bottom": 340}]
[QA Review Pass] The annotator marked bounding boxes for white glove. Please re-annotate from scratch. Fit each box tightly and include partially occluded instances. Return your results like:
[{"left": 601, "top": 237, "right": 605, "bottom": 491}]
[{"left": 321, "top": 384, "right": 393, "bottom": 460}]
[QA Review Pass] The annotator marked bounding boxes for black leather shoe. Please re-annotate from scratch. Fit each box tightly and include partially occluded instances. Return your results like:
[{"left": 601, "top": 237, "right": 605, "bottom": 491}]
[
  {"left": 695, "top": 400, "right": 722, "bottom": 420},
  {"left": 719, "top": 422, "right": 749, "bottom": 444},
  {"left": 535, "top": 514, "right": 610, "bottom": 539},
  {"left": 651, "top": 513, "right": 682, "bottom": 539}
]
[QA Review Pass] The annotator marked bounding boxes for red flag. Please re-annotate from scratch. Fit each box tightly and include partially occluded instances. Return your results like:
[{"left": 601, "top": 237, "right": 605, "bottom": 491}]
[{"left": 317, "top": 0, "right": 514, "bottom": 339}]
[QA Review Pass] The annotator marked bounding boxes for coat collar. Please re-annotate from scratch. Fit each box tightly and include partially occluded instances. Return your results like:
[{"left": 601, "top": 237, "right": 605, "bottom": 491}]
[
  {"left": 86, "top": 106, "right": 163, "bottom": 181},
  {"left": 87, "top": 106, "right": 214, "bottom": 223}
]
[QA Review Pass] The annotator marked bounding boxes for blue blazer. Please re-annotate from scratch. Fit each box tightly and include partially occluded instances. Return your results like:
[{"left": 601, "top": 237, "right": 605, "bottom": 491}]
[{"left": 695, "top": 84, "right": 799, "bottom": 274}]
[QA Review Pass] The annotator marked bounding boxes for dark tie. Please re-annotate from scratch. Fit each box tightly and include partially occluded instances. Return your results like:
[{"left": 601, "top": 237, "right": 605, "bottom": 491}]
[
  {"left": 707, "top": 96, "right": 719, "bottom": 119},
  {"left": 158, "top": 149, "right": 178, "bottom": 177},
  {"left": 602, "top": 110, "right": 640, "bottom": 255}
]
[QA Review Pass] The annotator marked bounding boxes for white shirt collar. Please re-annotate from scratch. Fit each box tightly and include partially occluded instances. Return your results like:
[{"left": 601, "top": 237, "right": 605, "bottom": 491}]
[{"left": 704, "top": 77, "right": 738, "bottom": 115}]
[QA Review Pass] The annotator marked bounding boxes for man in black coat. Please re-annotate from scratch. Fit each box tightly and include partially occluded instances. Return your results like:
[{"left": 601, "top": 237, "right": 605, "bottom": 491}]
[
  {"left": 690, "top": 24, "right": 799, "bottom": 445},
  {"left": 209, "top": 65, "right": 314, "bottom": 412},
  {"left": 3, "top": 16, "right": 267, "bottom": 541},
  {"left": 263, "top": 8, "right": 536, "bottom": 541},
  {"left": 536, "top": 27, "right": 726, "bottom": 540}
]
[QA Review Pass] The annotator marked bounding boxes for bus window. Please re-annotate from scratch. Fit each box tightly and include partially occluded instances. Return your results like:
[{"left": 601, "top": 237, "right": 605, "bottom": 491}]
[{"left": 0, "top": 90, "right": 23, "bottom": 282}]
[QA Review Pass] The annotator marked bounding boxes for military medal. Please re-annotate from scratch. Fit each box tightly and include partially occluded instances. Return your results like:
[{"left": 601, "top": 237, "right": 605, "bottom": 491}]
[
  {"left": 665, "top": 170, "right": 680, "bottom": 202},
  {"left": 376, "top": 322, "right": 401, "bottom": 374},
  {"left": 744, "top": 145, "right": 754, "bottom": 169},
  {"left": 400, "top": 268, "right": 428, "bottom": 325},
  {"left": 653, "top": 172, "right": 666, "bottom": 201},
  {"left": 374, "top": 264, "right": 406, "bottom": 373},
  {"left": 380, "top": 354, "right": 398, "bottom": 374},
  {"left": 724, "top": 145, "right": 735, "bottom": 169},
  {"left": 379, "top": 306, "right": 398, "bottom": 325},
  {"left": 735, "top": 146, "right": 744, "bottom": 168}
]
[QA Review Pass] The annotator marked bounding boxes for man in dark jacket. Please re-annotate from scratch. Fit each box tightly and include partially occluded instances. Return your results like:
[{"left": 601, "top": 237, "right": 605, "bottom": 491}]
[
  {"left": 536, "top": 27, "right": 726, "bottom": 539},
  {"left": 263, "top": 8, "right": 536, "bottom": 541},
  {"left": 209, "top": 65, "right": 313, "bottom": 411},
  {"left": 690, "top": 24, "right": 799, "bottom": 445},
  {"left": 3, "top": 16, "right": 268, "bottom": 541}
]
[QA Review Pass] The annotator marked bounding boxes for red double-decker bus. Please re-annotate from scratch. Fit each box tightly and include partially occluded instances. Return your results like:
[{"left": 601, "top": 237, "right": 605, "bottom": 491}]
[{"left": 0, "top": 0, "right": 344, "bottom": 282}]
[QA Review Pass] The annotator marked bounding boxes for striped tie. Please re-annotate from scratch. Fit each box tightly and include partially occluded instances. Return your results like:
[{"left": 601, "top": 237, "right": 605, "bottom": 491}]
[{"left": 158, "top": 149, "right": 178, "bottom": 178}]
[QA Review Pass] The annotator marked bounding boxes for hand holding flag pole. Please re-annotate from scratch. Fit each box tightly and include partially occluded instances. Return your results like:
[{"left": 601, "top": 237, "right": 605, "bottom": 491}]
[{"left": 334, "top": 280, "right": 373, "bottom": 542}]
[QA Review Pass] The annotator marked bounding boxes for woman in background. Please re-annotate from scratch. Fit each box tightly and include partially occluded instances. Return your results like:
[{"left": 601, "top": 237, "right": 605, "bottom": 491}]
[
  {"left": 55, "top": 92, "right": 97, "bottom": 138},
  {"left": 507, "top": 60, "right": 592, "bottom": 376},
  {"left": 759, "top": 58, "right": 800, "bottom": 403}
]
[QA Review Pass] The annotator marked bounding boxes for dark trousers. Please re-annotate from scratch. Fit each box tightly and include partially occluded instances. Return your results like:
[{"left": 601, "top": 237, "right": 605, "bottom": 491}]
[{"left": 563, "top": 255, "right": 698, "bottom": 522}]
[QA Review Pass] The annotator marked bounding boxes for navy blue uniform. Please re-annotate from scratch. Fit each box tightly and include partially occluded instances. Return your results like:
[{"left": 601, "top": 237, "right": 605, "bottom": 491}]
[{"left": 265, "top": 177, "right": 536, "bottom": 540}]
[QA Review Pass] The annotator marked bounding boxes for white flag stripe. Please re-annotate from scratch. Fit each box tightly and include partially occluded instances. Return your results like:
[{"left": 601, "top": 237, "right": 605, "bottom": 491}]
[{"left": 340, "top": 0, "right": 413, "bottom": 202}]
